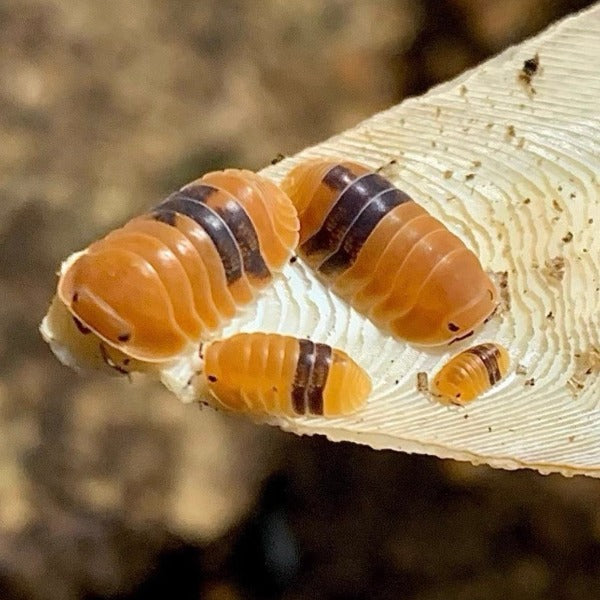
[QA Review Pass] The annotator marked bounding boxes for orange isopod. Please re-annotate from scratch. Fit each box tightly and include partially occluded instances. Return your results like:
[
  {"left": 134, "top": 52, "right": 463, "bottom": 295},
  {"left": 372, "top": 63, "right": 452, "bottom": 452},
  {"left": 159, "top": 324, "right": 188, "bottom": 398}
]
[
  {"left": 57, "top": 170, "right": 299, "bottom": 362},
  {"left": 202, "top": 332, "right": 372, "bottom": 417},
  {"left": 280, "top": 159, "right": 498, "bottom": 346},
  {"left": 432, "top": 343, "right": 510, "bottom": 404}
]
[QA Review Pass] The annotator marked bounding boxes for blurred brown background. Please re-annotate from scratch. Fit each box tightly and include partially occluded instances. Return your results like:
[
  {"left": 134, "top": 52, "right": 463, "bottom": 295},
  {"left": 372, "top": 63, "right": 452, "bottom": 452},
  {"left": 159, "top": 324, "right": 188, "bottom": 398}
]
[{"left": 1, "top": 1, "right": 599, "bottom": 599}]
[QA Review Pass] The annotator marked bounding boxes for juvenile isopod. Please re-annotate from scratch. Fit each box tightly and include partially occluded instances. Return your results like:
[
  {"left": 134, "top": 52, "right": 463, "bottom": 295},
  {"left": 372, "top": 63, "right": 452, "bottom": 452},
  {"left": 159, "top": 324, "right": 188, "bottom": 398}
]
[
  {"left": 202, "top": 332, "right": 372, "bottom": 417},
  {"left": 57, "top": 170, "right": 299, "bottom": 362},
  {"left": 280, "top": 159, "right": 498, "bottom": 346},
  {"left": 432, "top": 343, "right": 510, "bottom": 404}
]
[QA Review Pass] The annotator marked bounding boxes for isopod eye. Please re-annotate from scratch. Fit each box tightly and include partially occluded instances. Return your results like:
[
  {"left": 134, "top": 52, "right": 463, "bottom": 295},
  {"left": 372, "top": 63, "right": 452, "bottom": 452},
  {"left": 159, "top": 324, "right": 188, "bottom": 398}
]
[
  {"left": 449, "top": 330, "right": 475, "bottom": 345},
  {"left": 72, "top": 316, "right": 91, "bottom": 335},
  {"left": 445, "top": 287, "right": 497, "bottom": 343}
]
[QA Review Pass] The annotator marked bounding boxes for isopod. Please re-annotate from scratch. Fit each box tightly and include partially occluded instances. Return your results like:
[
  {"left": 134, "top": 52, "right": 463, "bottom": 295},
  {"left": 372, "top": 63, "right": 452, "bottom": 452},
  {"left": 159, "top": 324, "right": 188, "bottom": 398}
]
[
  {"left": 202, "top": 332, "right": 372, "bottom": 417},
  {"left": 57, "top": 170, "right": 299, "bottom": 361},
  {"left": 280, "top": 159, "right": 498, "bottom": 346},
  {"left": 432, "top": 343, "right": 510, "bottom": 404}
]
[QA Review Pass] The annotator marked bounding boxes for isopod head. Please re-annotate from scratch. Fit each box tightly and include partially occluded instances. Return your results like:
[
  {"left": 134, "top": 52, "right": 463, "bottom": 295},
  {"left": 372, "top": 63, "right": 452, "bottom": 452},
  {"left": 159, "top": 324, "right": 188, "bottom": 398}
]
[
  {"left": 57, "top": 248, "right": 190, "bottom": 362},
  {"left": 390, "top": 253, "right": 499, "bottom": 346}
]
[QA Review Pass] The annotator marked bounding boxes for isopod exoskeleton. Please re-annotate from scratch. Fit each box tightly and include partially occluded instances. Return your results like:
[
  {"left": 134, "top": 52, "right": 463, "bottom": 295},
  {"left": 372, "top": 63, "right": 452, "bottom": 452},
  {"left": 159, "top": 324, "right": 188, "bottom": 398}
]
[
  {"left": 432, "top": 343, "right": 510, "bottom": 404},
  {"left": 280, "top": 159, "right": 498, "bottom": 346},
  {"left": 57, "top": 170, "right": 299, "bottom": 362},
  {"left": 202, "top": 332, "right": 372, "bottom": 417}
]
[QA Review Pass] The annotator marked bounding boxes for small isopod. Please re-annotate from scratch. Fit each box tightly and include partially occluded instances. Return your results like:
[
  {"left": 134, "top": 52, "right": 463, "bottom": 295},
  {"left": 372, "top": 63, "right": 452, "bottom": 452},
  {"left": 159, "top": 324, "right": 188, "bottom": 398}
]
[
  {"left": 57, "top": 170, "right": 299, "bottom": 362},
  {"left": 280, "top": 159, "right": 498, "bottom": 346},
  {"left": 202, "top": 332, "right": 372, "bottom": 417},
  {"left": 432, "top": 343, "right": 510, "bottom": 405}
]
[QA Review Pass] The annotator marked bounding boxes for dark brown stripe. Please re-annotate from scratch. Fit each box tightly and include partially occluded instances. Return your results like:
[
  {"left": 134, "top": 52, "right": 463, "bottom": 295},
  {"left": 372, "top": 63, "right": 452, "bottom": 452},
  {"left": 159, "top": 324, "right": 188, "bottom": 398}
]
[
  {"left": 322, "top": 164, "right": 360, "bottom": 191},
  {"left": 154, "top": 189, "right": 243, "bottom": 284},
  {"left": 178, "top": 183, "right": 219, "bottom": 203},
  {"left": 306, "top": 343, "right": 332, "bottom": 415},
  {"left": 291, "top": 339, "right": 315, "bottom": 415},
  {"left": 212, "top": 199, "right": 271, "bottom": 281},
  {"left": 319, "top": 187, "right": 412, "bottom": 277},
  {"left": 466, "top": 344, "right": 502, "bottom": 385},
  {"left": 152, "top": 208, "right": 177, "bottom": 226},
  {"left": 301, "top": 172, "right": 396, "bottom": 259}
]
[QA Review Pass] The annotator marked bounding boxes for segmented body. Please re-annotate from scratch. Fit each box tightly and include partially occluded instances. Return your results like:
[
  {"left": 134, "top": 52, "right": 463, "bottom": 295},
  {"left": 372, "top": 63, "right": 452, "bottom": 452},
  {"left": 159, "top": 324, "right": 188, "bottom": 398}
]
[
  {"left": 58, "top": 170, "right": 299, "bottom": 361},
  {"left": 281, "top": 159, "right": 498, "bottom": 346},
  {"left": 432, "top": 343, "right": 509, "bottom": 404},
  {"left": 203, "top": 332, "right": 371, "bottom": 417}
]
